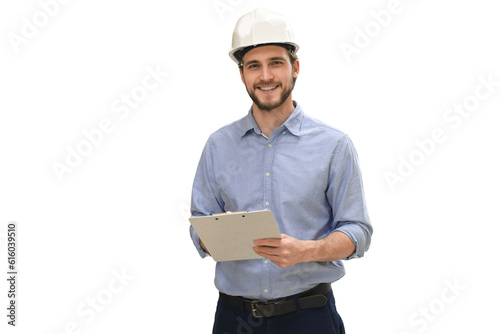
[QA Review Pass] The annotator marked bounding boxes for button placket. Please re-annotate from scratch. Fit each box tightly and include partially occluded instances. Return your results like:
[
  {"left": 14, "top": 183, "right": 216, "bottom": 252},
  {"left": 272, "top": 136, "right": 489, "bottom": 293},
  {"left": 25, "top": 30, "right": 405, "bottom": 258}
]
[
  {"left": 263, "top": 138, "right": 274, "bottom": 209},
  {"left": 261, "top": 132, "right": 282, "bottom": 299}
]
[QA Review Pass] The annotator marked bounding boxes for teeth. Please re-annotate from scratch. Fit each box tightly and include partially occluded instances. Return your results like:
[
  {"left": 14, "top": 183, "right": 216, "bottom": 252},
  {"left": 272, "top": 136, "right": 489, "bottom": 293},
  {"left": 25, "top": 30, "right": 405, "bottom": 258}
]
[{"left": 260, "top": 86, "right": 277, "bottom": 91}]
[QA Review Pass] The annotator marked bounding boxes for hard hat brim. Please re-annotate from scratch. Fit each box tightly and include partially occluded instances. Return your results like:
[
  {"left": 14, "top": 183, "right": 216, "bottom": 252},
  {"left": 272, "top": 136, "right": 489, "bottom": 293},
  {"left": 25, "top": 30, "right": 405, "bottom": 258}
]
[{"left": 229, "top": 42, "right": 300, "bottom": 64}]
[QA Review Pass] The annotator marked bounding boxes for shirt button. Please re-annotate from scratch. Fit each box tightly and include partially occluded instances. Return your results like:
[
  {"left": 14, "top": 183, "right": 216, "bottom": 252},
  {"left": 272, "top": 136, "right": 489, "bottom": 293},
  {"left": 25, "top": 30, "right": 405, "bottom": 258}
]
[
  {"left": 282, "top": 131, "right": 286, "bottom": 135},
  {"left": 265, "top": 172, "right": 270, "bottom": 176},
  {"left": 268, "top": 143, "right": 272, "bottom": 148},
  {"left": 264, "top": 289, "right": 269, "bottom": 293},
  {"left": 264, "top": 260, "right": 269, "bottom": 264},
  {"left": 265, "top": 202, "right": 270, "bottom": 206}
]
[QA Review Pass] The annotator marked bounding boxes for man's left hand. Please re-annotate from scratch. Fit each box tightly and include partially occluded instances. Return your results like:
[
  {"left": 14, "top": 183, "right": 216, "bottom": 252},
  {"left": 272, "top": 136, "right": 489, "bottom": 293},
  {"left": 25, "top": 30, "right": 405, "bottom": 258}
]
[{"left": 253, "top": 234, "right": 309, "bottom": 268}]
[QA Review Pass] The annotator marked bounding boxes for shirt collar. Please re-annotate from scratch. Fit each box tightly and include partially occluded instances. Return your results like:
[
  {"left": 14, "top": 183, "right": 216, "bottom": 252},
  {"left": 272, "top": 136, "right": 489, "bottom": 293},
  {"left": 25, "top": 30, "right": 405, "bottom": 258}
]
[
  {"left": 237, "top": 101, "right": 304, "bottom": 137},
  {"left": 282, "top": 102, "right": 303, "bottom": 136}
]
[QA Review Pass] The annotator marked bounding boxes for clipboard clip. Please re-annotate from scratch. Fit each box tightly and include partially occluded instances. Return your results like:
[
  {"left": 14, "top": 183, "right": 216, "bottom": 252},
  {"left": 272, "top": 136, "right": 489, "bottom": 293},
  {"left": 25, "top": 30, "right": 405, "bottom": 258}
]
[{"left": 212, "top": 211, "right": 247, "bottom": 216}]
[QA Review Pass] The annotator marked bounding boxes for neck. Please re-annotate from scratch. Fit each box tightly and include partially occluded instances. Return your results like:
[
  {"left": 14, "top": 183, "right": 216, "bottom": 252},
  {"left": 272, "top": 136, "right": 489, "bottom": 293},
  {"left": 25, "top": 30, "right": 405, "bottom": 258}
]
[{"left": 252, "top": 99, "right": 295, "bottom": 138}]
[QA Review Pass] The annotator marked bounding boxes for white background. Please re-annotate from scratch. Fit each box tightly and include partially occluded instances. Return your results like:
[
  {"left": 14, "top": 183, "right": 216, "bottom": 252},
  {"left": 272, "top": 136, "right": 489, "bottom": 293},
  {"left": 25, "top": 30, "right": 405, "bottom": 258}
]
[{"left": 1, "top": 0, "right": 499, "bottom": 333}]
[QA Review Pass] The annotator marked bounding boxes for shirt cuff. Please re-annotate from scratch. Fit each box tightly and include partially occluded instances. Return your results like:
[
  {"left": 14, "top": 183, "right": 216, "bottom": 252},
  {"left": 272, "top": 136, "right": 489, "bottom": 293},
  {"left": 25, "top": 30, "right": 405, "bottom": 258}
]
[{"left": 334, "top": 223, "right": 371, "bottom": 260}]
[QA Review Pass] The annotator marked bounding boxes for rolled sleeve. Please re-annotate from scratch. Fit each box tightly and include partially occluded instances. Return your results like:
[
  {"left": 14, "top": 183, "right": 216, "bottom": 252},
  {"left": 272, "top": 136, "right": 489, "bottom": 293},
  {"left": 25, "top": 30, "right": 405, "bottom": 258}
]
[
  {"left": 328, "top": 135, "right": 373, "bottom": 260},
  {"left": 335, "top": 223, "right": 372, "bottom": 259}
]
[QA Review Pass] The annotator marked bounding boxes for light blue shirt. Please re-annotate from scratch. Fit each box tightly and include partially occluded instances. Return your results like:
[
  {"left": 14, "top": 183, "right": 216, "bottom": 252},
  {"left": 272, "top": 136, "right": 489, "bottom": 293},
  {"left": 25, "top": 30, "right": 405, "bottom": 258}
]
[{"left": 190, "top": 102, "right": 372, "bottom": 299}]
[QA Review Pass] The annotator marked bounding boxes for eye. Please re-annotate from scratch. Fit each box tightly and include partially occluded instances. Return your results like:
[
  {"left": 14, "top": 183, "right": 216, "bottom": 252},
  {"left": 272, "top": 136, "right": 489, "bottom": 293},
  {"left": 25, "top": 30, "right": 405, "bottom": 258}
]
[
  {"left": 271, "top": 61, "right": 283, "bottom": 66},
  {"left": 248, "top": 64, "right": 260, "bottom": 70}
]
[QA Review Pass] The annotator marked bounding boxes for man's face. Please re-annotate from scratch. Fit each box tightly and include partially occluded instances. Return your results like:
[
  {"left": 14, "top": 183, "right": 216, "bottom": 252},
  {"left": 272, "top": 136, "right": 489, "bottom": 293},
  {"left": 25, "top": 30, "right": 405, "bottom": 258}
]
[{"left": 239, "top": 45, "right": 299, "bottom": 112}]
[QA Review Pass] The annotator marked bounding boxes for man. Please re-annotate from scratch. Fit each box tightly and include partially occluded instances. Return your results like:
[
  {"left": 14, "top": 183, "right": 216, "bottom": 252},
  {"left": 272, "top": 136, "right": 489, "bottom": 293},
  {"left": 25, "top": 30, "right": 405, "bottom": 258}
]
[{"left": 190, "top": 8, "right": 373, "bottom": 333}]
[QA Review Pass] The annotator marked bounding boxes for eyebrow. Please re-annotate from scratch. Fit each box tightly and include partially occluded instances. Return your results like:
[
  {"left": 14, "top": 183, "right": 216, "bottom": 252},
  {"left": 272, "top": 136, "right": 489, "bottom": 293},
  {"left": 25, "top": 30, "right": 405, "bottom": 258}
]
[
  {"left": 244, "top": 59, "right": 260, "bottom": 67},
  {"left": 244, "top": 56, "right": 287, "bottom": 67},
  {"left": 268, "top": 56, "right": 287, "bottom": 63}
]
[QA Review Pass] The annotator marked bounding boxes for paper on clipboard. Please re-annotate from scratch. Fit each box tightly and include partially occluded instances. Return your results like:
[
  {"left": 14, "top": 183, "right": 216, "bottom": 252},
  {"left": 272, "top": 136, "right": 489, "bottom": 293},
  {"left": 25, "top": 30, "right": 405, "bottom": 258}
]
[{"left": 189, "top": 210, "right": 281, "bottom": 262}]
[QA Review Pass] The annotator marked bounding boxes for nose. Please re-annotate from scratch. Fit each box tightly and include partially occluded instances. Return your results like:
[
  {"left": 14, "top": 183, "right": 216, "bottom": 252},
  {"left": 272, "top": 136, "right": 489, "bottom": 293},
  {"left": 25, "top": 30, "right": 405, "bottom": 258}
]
[{"left": 259, "top": 65, "right": 274, "bottom": 82}]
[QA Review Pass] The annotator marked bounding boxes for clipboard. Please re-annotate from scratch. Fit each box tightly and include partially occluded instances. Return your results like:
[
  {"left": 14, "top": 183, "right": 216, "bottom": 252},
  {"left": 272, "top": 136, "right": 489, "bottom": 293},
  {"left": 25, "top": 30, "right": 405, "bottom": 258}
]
[{"left": 189, "top": 210, "right": 282, "bottom": 261}]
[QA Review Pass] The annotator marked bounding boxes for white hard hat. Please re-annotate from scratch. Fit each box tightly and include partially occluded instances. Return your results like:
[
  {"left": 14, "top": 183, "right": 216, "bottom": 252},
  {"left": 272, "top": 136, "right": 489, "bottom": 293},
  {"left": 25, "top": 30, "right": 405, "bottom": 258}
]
[{"left": 229, "top": 8, "right": 299, "bottom": 64}]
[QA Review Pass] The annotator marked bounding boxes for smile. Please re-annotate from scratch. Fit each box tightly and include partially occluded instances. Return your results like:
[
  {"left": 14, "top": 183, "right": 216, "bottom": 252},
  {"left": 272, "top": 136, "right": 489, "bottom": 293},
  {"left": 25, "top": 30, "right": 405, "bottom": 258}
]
[{"left": 257, "top": 85, "right": 279, "bottom": 92}]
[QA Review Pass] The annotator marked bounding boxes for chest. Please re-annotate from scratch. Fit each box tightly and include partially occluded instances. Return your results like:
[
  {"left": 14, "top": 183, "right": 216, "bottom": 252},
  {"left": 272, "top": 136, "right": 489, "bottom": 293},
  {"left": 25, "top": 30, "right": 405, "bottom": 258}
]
[{"left": 212, "top": 136, "right": 333, "bottom": 211}]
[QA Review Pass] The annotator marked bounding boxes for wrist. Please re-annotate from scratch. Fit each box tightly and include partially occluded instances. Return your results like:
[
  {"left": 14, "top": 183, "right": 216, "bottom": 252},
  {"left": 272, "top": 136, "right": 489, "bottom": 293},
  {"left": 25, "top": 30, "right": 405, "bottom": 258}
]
[{"left": 301, "top": 239, "right": 323, "bottom": 263}]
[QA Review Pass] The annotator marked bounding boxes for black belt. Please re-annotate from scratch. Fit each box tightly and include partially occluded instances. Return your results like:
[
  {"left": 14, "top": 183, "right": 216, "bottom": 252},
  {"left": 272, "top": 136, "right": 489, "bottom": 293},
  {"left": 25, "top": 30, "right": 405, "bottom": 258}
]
[{"left": 219, "top": 283, "right": 331, "bottom": 318}]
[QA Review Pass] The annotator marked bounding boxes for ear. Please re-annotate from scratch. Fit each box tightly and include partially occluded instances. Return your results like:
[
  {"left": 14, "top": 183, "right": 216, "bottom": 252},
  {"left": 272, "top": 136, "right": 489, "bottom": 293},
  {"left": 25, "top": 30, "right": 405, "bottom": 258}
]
[
  {"left": 292, "top": 59, "right": 300, "bottom": 79},
  {"left": 239, "top": 67, "right": 245, "bottom": 83}
]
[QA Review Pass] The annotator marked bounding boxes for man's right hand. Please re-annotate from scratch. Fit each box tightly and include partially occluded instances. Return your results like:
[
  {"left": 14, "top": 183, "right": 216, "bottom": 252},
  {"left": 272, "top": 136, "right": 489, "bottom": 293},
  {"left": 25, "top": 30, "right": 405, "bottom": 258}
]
[{"left": 200, "top": 239, "right": 209, "bottom": 253}]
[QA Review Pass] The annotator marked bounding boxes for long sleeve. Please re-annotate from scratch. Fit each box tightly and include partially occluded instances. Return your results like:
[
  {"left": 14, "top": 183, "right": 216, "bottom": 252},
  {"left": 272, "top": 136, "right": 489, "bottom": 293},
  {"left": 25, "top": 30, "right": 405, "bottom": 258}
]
[
  {"left": 189, "top": 137, "right": 225, "bottom": 258},
  {"left": 327, "top": 135, "right": 373, "bottom": 260}
]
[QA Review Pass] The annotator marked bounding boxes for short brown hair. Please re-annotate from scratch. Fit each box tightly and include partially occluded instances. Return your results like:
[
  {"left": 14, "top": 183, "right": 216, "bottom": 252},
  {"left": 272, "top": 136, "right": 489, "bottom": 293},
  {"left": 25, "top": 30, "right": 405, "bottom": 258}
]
[{"left": 237, "top": 43, "right": 298, "bottom": 68}]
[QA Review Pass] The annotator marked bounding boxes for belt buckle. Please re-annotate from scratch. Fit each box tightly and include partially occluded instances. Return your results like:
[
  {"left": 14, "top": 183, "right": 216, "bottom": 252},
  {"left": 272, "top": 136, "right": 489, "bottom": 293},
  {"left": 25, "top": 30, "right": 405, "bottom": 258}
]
[
  {"left": 251, "top": 301, "right": 265, "bottom": 318},
  {"left": 251, "top": 300, "right": 277, "bottom": 318}
]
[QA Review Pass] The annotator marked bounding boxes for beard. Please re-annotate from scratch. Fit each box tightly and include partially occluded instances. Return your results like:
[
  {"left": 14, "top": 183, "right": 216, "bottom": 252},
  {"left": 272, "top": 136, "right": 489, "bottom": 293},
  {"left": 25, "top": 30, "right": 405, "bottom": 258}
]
[{"left": 245, "top": 76, "right": 295, "bottom": 112}]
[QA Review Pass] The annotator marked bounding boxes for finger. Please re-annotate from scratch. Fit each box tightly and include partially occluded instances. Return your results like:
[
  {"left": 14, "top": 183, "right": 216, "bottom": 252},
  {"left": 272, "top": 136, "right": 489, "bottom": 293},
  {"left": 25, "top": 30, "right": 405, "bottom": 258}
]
[
  {"left": 253, "top": 248, "right": 291, "bottom": 267},
  {"left": 253, "top": 246, "right": 281, "bottom": 257},
  {"left": 254, "top": 238, "right": 282, "bottom": 247}
]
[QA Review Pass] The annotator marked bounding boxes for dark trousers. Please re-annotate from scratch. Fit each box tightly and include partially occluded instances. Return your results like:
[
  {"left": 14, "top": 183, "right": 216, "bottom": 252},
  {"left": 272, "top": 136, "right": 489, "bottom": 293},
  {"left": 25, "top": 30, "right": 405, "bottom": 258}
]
[{"left": 212, "top": 290, "right": 345, "bottom": 334}]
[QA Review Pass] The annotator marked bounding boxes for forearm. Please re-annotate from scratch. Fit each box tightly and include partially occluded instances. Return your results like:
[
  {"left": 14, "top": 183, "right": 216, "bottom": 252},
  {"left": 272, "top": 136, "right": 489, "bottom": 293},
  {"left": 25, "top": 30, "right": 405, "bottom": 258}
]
[{"left": 303, "top": 231, "right": 356, "bottom": 262}]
